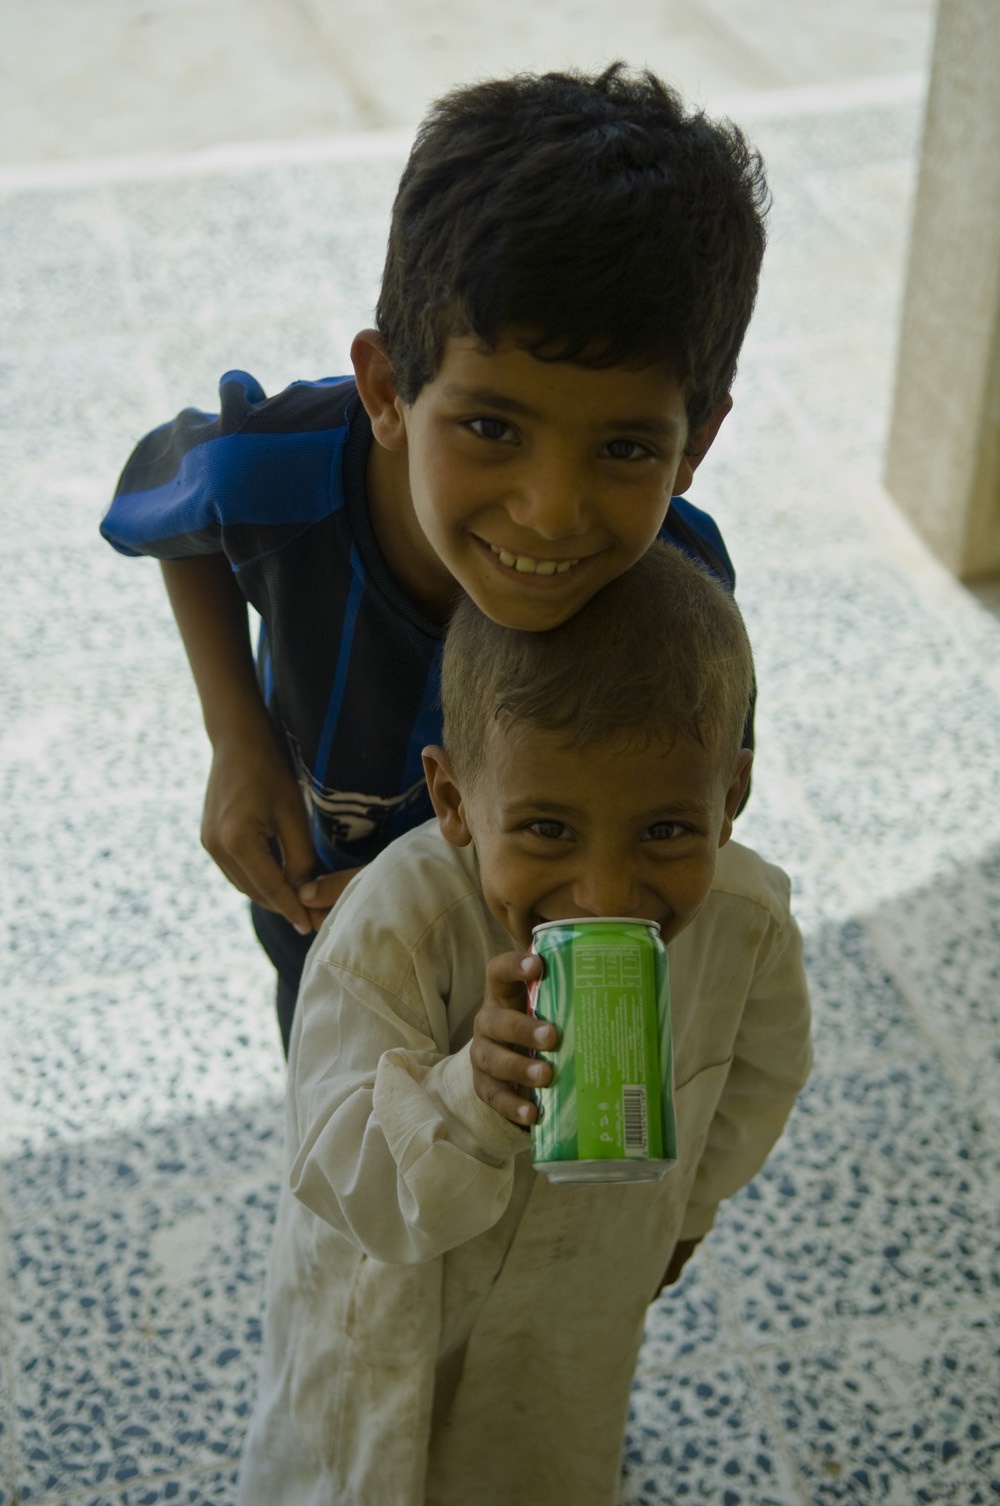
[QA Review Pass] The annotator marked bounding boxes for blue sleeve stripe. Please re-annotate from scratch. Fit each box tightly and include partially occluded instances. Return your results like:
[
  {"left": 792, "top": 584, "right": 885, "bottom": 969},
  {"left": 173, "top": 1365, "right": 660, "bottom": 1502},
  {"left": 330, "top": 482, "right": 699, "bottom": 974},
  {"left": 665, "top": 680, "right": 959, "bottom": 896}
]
[
  {"left": 313, "top": 544, "right": 367, "bottom": 778},
  {"left": 101, "top": 429, "right": 348, "bottom": 554}
]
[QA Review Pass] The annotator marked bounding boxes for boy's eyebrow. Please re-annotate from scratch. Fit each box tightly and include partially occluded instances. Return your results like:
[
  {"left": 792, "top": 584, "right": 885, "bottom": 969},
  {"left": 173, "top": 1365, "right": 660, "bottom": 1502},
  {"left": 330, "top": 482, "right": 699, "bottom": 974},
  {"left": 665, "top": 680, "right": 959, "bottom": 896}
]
[
  {"left": 441, "top": 384, "right": 683, "bottom": 440},
  {"left": 504, "top": 798, "right": 582, "bottom": 819},
  {"left": 503, "top": 796, "right": 713, "bottom": 821}
]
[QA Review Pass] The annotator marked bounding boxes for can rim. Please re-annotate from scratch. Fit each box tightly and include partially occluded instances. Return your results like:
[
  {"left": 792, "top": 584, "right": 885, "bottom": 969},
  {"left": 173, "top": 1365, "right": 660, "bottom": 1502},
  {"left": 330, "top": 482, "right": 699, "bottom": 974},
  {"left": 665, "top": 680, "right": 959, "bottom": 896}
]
[{"left": 531, "top": 916, "right": 660, "bottom": 936}]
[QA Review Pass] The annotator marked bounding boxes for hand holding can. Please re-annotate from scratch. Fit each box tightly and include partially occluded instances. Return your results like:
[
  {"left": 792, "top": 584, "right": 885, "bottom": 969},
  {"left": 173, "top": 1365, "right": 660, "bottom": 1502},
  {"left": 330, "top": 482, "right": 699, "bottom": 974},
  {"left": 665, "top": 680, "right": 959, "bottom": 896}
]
[{"left": 471, "top": 949, "right": 558, "bottom": 1126}]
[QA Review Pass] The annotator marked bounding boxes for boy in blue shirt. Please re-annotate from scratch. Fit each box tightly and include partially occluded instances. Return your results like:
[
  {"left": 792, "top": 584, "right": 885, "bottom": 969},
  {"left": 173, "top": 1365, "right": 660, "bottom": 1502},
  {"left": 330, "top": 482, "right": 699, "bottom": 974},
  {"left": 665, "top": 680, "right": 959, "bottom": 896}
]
[{"left": 101, "top": 62, "right": 770, "bottom": 1051}]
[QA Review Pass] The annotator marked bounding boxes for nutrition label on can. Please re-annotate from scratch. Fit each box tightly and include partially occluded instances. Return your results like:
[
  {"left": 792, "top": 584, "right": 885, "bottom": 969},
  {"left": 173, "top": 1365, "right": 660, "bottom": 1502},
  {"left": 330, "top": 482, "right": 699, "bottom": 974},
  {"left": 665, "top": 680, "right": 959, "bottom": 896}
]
[
  {"left": 575, "top": 991, "right": 650, "bottom": 1086},
  {"left": 575, "top": 945, "right": 643, "bottom": 990},
  {"left": 572, "top": 943, "right": 661, "bottom": 1157}
]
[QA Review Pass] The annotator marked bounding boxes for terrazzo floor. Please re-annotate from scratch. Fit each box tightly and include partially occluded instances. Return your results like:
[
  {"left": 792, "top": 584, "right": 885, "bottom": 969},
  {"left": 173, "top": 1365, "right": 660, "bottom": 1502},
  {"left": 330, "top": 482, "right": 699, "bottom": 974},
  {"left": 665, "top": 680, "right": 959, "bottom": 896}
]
[{"left": 2, "top": 65, "right": 1000, "bottom": 1506}]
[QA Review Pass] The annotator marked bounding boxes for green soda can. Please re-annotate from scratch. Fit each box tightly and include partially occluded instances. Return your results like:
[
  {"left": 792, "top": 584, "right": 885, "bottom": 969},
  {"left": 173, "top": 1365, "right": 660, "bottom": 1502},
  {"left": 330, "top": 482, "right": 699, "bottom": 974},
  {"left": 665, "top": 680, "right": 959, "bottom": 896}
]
[{"left": 527, "top": 917, "right": 677, "bottom": 1183}]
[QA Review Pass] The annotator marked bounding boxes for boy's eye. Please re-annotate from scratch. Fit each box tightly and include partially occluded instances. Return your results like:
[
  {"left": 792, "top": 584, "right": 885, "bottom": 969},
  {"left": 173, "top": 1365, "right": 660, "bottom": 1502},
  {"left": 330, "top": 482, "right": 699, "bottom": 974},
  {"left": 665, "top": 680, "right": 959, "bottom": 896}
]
[
  {"left": 527, "top": 820, "right": 572, "bottom": 841},
  {"left": 602, "top": 438, "right": 653, "bottom": 461},
  {"left": 467, "top": 416, "right": 518, "bottom": 443},
  {"left": 643, "top": 821, "right": 685, "bottom": 842}
]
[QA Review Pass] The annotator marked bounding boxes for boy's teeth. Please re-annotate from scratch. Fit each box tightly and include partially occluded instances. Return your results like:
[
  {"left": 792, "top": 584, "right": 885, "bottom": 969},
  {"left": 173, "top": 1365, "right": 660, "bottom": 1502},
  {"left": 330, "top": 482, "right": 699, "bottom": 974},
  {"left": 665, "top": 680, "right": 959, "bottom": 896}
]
[{"left": 493, "top": 546, "right": 577, "bottom": 575}]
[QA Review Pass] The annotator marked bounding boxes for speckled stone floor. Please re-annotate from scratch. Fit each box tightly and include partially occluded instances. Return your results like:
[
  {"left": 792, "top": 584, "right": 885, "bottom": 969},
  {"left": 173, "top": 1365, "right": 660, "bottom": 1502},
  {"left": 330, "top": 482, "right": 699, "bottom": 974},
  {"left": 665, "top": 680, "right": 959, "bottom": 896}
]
[{"left": 2, "top": 52, "right": 1000, "bottom": 1506}]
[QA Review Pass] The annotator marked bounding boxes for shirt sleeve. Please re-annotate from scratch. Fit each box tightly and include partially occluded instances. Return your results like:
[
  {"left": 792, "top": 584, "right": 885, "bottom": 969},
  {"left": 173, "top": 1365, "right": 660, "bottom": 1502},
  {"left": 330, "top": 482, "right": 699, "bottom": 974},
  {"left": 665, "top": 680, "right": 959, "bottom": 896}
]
[
  {"left": 287, "top": 890, "right": 531, "bottom": 1267},
  {"left": 662, "top": 494, "right": 737, "bottom": 592},
  {"left": 99, "top": 370, "right": 350, "bottom": 559},
  {"left": 679, "top": 904, "right": 813, "bottom": 1240},
  {"left": 661, "top": 497, "right": 755, "bottom": 785},
  {"left": 99, "top": 373, "right": 256, "bottom": 558}
]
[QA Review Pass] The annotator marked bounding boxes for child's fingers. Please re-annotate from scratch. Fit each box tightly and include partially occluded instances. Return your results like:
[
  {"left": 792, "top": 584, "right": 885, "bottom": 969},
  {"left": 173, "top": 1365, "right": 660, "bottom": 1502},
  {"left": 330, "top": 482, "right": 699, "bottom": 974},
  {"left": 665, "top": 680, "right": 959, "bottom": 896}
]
[
  {"left": 471, "top": 950, "right": 559, "bottom": 1124},
  {"left": 483, "top": 951, "right": 557, "bottom": 1045},
  {"left": 206, "top": 807, "right": 316, "bottom": 934},
  {"left": 250, "top": 857, "right": 314, "bottom": 934},
  {"left": 478, "top": 954, "right": 558, "bottom": 1057},
  {"left": 485, "top": 948, "right": 543, "bottom": 1005},
  {"left": 476, "top": 1077, "right": 540, "bottom": 1128},
  {"left": 228, "top": 835, "right": 315, "bottom": 935},
  {"left": 472, "top": 1025, "right": 553, "bottom": 1092},
  {"left": 477, "top": 993, "right": 557, "bottom": 1057},
  {"left": 200, "top": 745, "right": 319, "bottom": 932},
  {"left": 298, "top": 867, "right": 362, "bottom": 930},
  {"left": 471, "top": 1023, "right": 547, "bottom": 1124}
]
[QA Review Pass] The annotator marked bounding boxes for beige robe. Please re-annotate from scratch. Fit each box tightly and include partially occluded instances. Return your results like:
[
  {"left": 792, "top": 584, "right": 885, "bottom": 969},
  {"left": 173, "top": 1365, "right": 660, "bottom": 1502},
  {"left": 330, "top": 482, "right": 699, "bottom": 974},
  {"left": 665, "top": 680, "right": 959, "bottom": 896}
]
[{"left": 237, "top": 821, "right": 811, "bottom": 1506}]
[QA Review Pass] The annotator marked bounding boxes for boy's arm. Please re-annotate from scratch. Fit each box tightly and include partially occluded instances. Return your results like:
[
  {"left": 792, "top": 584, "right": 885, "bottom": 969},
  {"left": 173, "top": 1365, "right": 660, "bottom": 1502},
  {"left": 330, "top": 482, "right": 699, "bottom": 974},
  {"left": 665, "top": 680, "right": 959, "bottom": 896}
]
[
  {"left": 288, "top": 909, "right": 538, "bottom": 1266},
  {"left": 103, "top": 377, "right": 364, "bottom": 930},
  {"left": 161, "top": 556, "right": 356, "bottom": 932},
  {"left": 679, "top": 908, "right": 812, "bottom": 1244}
]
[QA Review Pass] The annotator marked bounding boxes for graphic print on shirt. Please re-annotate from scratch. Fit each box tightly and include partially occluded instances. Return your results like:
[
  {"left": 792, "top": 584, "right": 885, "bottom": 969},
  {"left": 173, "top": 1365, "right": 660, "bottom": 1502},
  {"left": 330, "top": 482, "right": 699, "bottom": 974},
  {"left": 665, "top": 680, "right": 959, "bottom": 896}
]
[{"left": 286, "top": 730, "right": 432, "bottom": 865}]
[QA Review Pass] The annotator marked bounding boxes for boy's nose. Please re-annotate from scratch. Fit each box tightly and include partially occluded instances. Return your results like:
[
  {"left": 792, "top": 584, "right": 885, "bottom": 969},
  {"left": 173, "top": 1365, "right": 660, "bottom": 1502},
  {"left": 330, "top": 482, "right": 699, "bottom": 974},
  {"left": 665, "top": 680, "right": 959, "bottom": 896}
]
[
  {"left": 570, "top": 866, "right": 641, "bottom": 919},
  {"left": 506, "top": 472, "right": 588, "bottom": 539}
]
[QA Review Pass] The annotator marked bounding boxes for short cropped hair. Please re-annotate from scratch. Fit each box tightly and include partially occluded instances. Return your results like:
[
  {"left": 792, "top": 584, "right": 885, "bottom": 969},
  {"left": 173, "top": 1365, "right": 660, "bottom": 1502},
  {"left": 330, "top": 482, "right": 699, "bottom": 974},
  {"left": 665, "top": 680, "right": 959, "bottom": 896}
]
[
  {"left": 441, "top": 543, "right": 754, "bottom": 785},
  {"left": 376, "top": 62, "right": 769, "bottom": 435}
]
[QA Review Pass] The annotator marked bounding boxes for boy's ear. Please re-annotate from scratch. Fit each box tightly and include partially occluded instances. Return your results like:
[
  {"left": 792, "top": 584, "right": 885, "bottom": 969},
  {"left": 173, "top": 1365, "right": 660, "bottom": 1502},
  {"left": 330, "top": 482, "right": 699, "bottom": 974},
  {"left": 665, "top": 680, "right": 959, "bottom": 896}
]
[
  {"left": 717, "top": 748, "right": 753, "bottom": 849},
  {"left": 421, "top": 745, "right": 474, "bottom": 848},
  {"left": 672, "top": 395, "right": 733, "bottom": 497},
  {"left": 351, "top": 328, "right": 408, "bottom": 451}
]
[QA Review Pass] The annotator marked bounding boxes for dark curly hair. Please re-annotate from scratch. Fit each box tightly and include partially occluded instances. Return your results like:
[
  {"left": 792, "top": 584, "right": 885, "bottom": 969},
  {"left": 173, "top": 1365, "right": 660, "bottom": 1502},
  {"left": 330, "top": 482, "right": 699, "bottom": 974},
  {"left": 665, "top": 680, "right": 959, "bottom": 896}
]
[{"left": 376, "top": 62, "right": 770, "bottom": 436}]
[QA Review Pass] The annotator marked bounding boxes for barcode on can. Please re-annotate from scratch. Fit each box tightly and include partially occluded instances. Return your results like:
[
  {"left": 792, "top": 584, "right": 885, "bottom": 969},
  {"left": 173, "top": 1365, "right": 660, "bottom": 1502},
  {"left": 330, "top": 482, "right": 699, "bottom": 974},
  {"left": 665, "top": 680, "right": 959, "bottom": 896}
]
[{"left": 623, "top": 1085, "right": 648, "bottom": 1156}]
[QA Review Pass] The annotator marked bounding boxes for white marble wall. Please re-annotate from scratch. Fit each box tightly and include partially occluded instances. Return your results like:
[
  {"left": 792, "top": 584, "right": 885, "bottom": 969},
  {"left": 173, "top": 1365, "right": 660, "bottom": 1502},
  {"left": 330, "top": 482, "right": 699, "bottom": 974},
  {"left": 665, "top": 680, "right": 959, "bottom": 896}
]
[{"left": 886, "top": 0, "right": 1000, "bottom": 578}]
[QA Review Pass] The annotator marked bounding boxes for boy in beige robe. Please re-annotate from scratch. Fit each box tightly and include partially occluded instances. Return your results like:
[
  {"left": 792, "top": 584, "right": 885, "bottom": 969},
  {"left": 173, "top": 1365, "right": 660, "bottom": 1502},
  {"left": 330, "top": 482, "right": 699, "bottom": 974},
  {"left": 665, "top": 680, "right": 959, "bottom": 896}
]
[{"left": 238, "top": 543, "right": 812, "bottom": 1505}]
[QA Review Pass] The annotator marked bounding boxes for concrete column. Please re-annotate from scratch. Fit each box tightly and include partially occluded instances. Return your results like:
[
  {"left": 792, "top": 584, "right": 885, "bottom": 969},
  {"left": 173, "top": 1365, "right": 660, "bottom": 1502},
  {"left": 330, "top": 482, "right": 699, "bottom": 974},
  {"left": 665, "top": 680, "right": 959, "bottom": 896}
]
[{"left": 884, "top": 0, "right": 1000, "bottom": 581}]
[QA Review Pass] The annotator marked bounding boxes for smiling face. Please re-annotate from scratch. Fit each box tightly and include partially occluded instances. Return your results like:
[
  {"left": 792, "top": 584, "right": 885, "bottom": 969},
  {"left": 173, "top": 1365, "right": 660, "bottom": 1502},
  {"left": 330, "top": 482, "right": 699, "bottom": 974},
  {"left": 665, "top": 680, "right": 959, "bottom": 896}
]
[
  {"left": 423, "top": 720, "right": 751, "bottom": 950},
  {"left": 355, "top": 331, "right": 728, "bottom": 629}
]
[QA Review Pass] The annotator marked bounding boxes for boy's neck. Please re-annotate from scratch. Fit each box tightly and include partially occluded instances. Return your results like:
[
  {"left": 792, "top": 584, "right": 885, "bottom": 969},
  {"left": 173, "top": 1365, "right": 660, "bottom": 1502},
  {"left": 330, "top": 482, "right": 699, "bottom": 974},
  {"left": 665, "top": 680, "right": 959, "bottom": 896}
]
[{"left": 365, "top": 440, "right": 460, "bottom": 625}]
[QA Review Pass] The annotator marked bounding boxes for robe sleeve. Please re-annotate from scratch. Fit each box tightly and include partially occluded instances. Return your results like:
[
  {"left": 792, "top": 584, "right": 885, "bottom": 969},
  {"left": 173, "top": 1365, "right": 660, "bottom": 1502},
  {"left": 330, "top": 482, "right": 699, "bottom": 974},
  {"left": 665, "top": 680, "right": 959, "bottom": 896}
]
[
  {"left": 287, "top": 881, "right": 530, "bottom": 1267},
  {"left": 679, "top": 903, "right": 812, "bottom": 1240}
]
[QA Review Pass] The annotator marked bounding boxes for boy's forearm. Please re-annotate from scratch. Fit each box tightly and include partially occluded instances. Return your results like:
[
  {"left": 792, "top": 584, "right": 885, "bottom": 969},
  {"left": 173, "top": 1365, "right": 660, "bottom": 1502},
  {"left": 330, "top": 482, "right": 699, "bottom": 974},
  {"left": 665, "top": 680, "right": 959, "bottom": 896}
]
[
  {"left": 291, "top": 1037, "right": 531, "bottom": 1266},
  {"left": 682, "top": 918, "right": 812, "bottom": 1238},
  {"left": 289, "top": 939, "right": 532, "bottom": 1266},
  {"left": 160, "top": 556, "right": 324, "bottom": 932},
  {"left": 160, "top": 555, "right": 270, "bottom": 743}
]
